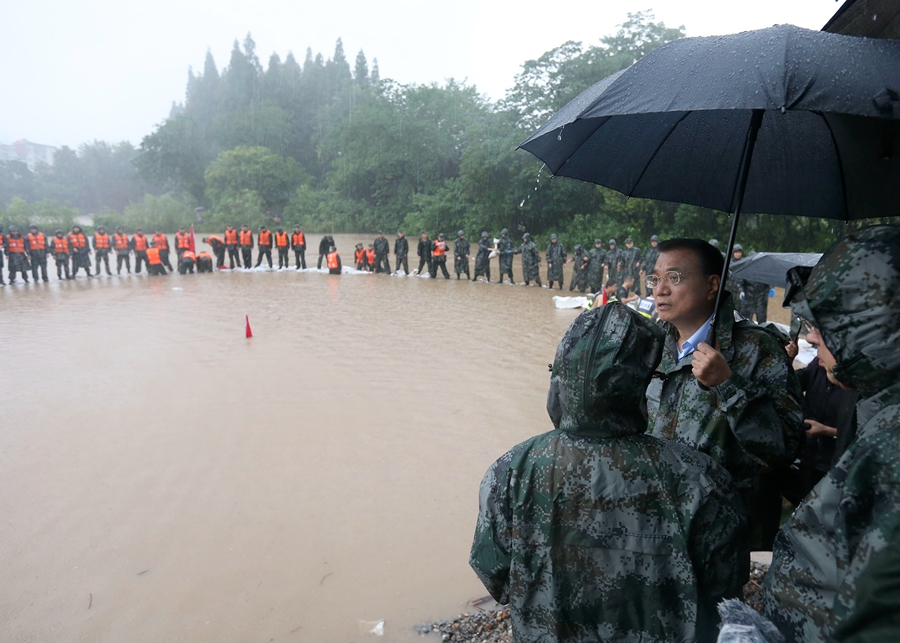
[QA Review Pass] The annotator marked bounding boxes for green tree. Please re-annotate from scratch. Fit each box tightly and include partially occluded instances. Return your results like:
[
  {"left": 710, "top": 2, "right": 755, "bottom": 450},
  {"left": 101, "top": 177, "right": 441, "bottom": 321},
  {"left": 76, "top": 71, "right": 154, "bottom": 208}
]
[{"left": 205, "top": 146, "right": 305, "bottom": 216}]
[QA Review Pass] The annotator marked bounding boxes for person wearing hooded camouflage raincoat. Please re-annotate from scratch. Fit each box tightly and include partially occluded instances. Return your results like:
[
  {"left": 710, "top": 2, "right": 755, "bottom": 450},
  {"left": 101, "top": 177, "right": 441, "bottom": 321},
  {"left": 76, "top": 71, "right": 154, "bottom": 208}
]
[
  {"left": 474, "top": 231, "right": 492, "bottom": 282},
  {"left": 454, "top": 230, "right": 470, "bottom": 280},
  {"left": 514, "top": 233, "right": 541, "bottom": 286},
  {"left": 568, "top": 243, "right": 590, "bottom": 292},
  {"left": 587, "top": 239, "right": 606, "bottom": 293},
  {"left": 762, "top": 226, "right": 900, "bottom": 643},
  {"left": 470, "top": 303, "right": 747, "bottom": 643},
  {"left": 546, "top": 234, "right": 566, "bottom": 289},
  {"left": 497, "top": 228, "right": 515, "bottom": 284}
]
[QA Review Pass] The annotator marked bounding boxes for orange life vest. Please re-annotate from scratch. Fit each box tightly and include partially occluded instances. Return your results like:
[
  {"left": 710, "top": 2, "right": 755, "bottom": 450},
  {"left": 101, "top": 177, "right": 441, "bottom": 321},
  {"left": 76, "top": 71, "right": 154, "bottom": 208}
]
[
  {"left": 355, "top": 248, "right": 365, "bottom": 264},
  {"left": 27, "top": 232, "right": 47, "bottom": 251},
  {"left": 432, "top": 240, "right": 447, "bottom": 257},
  {"left": 258, "top": 230, "right": 272, "bottom": 246},
  {"left": 146, "top": 247, "right": 161, "bottom": 264},
  {"left": 239, "top": 230, "right": 252, "bottom": 246},
  {"left": 113, "top": 233, "right": 129, "bottom": 250},
  {"left": 275, "top": 231, "right": 289, "bottom": 247},
  {"left": 175, "top": 231, "right": 191, "bottom": 249},
  {"left": 326, "top": 251, "right": 340, "bottom": 270},
  {"left": 224, "top": 229, "right": 238, "bottom": 245},
  {"left": 132, "top": 234, "right": 148, "bottom": 251},
  {"left": 292, "top": 231, "right": 305, "bottom": 246},
  {"left": 152, "top": 233, "right": 168, "bottom": 249},
  {"left": 7, "top": 236, "right": 26, "bottom": 253},
  {"left": 366, "top": 248, "right": 376, "bottom": 264},
  {"left": 181, "top": 251, "right": 197, "bottom": 262},
  {"left": 52, "top": 236, "right": 70, "bottom": 253},
  {"left": 69, "top": 232, "right": 87, "bottom": 249},
  {"left": 94, "top": 233, "right": 110, "bottom": 249},
  {"left": 197, "top": 252, "right": 212, "bottom": 260},
  {"left": 208, "top": 235, "right": 223, "bottom": 246}
]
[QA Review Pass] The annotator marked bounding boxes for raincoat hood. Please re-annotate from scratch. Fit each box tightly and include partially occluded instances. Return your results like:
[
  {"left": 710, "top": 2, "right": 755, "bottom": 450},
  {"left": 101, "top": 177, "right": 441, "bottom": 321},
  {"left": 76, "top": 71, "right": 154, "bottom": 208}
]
[
  {"left": 547, "top": 302, "right": 665, "bottom": 438},
  {"left": 791, "top": 225, "right": 900, "bottom": 398}
]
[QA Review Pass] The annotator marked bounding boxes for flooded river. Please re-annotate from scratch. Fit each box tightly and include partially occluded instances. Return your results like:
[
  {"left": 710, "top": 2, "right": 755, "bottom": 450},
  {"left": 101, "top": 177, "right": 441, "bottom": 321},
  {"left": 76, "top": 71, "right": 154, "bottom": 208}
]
[{"left": 1, "top": 233, "right": 583, "bottom": 642}]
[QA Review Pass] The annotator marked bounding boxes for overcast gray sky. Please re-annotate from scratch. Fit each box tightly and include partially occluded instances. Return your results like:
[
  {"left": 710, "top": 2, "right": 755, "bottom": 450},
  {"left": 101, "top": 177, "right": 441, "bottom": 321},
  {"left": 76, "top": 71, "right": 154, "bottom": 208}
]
[{"left": 1, "top": 0, "right": 840, "bottom": 149}]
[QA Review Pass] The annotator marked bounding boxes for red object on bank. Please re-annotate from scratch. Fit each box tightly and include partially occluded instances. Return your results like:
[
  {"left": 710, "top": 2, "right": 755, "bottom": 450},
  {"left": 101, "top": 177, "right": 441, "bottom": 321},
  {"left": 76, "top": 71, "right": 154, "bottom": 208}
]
[
  {"left": 189, "top": 224, "right": 196, "bottom": 254},
  {"left": 245, "top": 314, "right": 253, "bottom": 338}
]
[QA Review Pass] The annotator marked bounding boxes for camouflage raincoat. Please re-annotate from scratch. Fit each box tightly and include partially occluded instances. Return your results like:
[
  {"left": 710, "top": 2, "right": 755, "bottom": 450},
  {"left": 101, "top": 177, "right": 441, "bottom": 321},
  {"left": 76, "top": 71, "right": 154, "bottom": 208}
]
[
  {"left": 763, "top": 226, "right": 900, "bottom": 643},
  {"left": 647, "top": 294, "right": 804, "bottom": 549},
  {"left": 517, "top": 237, "right": 541, "bottom": 282},
  {"left": 471, "top": 303, "right": 747, "bottom": 643}
]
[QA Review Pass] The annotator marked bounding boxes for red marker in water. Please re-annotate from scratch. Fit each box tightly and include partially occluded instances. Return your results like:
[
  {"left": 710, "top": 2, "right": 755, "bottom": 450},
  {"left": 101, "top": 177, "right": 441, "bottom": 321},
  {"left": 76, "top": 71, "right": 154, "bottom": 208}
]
[{"left": 245, "top": 314, "right": 253, "bottom": 338}]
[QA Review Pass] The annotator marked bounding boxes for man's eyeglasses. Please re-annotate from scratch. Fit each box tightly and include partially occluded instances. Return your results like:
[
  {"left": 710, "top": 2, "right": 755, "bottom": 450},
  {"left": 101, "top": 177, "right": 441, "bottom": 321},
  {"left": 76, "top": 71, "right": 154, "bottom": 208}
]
[{"left": 646, "top": 270, "right": 693, "bottom": 289}]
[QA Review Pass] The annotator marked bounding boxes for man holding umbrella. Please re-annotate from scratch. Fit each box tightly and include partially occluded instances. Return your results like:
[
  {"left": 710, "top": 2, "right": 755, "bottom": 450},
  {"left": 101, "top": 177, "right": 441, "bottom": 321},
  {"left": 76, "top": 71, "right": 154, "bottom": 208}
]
[{"left": 646, "top": 238, "right": 804, "bottom": 551}]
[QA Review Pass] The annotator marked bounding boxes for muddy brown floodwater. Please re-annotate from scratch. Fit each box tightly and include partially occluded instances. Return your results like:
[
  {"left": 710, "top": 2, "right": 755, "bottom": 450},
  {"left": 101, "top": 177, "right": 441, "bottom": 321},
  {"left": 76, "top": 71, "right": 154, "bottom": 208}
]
[{"left": 0, "top": 233, "right": 789, "bottom": 642}]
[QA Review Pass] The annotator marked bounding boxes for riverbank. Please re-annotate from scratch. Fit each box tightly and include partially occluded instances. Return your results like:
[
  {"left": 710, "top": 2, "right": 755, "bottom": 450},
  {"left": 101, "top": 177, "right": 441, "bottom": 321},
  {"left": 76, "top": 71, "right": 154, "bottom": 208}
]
[{"left": 425, "top": 561, "right": 770, "bottom": 642}]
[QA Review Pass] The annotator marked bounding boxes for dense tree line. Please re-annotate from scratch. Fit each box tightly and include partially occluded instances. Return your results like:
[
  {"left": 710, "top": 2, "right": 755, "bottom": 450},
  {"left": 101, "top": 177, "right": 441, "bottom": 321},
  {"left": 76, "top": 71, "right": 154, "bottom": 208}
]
[{"left": 1, "top": 13, "right": 849, "bottom": 252}]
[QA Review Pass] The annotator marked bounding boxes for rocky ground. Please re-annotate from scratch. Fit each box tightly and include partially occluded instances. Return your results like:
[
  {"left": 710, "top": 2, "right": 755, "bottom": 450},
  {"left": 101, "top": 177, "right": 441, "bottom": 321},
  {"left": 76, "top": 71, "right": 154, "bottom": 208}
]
[{"left": 419, "top": 562, "right": 770, "bottom": 642}]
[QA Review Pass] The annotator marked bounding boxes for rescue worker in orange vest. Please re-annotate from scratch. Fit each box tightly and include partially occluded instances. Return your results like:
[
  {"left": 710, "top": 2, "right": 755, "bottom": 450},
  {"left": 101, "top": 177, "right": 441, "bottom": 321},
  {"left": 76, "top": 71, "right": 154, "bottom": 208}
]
[
  {"left": 26, "top": 224, "right": 49, "bottom": 282},
  {"left": 145, "top": 246, "right": 167, "bottom": 276},
  {"left": 113, "top": 226, "right": 131, "bottom": 275},
  {"left": 92, "top": 225, "right": 113, "bottom": 276},
  {"left": 196, "top": 251, "right": 214, "bottom": 273},
  {"left": 326, "top": 245, "right": 341, "bottom": 275},
  {"left": 255, "top": 225, "right": 273, "bottom": 268},
  {"left": 51, "top": 229, "right": 72, "bottom": 280},
  {"left": 68, "top": 225, "right": 92, "bottom": 278},
  {"left": 354, "top": 243, "right": 367, "bottom": 270},
  {"left": 178, "top": 250, "right": 197, "bottom": 274},
  {"left": 0, "top": 225, "right": 5, "bottom": 285},
  {"left": 152, "top": 229, "right": 173, "bottom": 271},
  {"left": 202, "top": 235, "right": 226, "bottom": 268},
  {"left": 174, "top": 227, "right": 192, "bottom": 261},
  {"left": 224, "top": 225, "right": 240, "bottom": 269},
  {"left": 274, "top": 227, "right": 290, "bottom": 269},
  {"left": 430, "top": 233, "right": 450, "bottom": 279},
  {"left": 5, "top": 226, "right": 30, "bottom": 283},
  {"left": 132, "top": 229, "right": 149, "bottom": 274},
  {"left": 291, "top": 225, "right": 307, "bottom": 269},
  {"left": 239, "top": 224, "right": 254, "bottom": 269},
  {"left": 365, "top": 244, "right": 376, "bottom": 272}
]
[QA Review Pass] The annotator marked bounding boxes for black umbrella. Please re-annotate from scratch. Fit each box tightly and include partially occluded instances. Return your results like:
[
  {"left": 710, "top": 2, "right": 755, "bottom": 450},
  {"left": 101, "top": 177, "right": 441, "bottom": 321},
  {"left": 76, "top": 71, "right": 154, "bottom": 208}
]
[
  {"left": 520, "top": 24, "right": 900, "bottom": 334},
  {"left": 729, "top": 251, "right": 822, "bottom": 288}
]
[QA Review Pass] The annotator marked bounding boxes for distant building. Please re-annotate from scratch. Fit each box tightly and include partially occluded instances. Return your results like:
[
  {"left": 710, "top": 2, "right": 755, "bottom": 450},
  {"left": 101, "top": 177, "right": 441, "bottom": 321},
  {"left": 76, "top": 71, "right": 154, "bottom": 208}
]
[{"left": 0, "top": 139, "right": 56, "bottom": 169}]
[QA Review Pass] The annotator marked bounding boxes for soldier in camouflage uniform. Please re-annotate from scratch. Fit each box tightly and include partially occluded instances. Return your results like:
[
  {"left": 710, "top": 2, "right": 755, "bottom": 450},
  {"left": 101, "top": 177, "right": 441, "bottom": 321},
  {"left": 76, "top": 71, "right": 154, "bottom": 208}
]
[
  {"left": 514, "top": 233, "right": 541, "bottom": 287},
  {"left": 762, "top": 226, "right": 900, "bottom": 643},
  {"left": 641, "top": 234, "right": 661, "bottom": 295},
  {"left": 470, "top": 302, "right": 747, "bottom": 643},
  {"left": 646, "top": 238, "right": 804, "bottom": 552},
  {"left": 453, "top": 230, "right": 470, "bottom": 280},
  {"left": 604, "top": 238, "right": 621, "bottom": 285},
  {"left": 496, "top": 228, "right": 515, "bottom": 284},
  {"left": 473, "top": 231, "right": 492, "bottom": 282},
  {"left": 568, "top": 243, "right": 590, "bottom": 292},
  {"left": 587, "top": 239, "right": 606, "bottom": 293},
  {"left": 545, "top": 233, "right": 566, "bottom": 289},
  {"left": 619, "top": 237, "right": 643, "bottom": 294}
]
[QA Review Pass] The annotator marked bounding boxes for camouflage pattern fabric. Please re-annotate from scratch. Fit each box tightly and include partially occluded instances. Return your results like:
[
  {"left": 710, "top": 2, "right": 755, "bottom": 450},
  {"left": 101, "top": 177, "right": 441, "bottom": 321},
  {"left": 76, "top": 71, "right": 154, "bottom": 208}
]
[
  {"left": 471, "top": 303, "right": 747, "bottom": 643},
  {"left": 546, "top": 241, "right": 566, "bottom": 282},
  {"left": 568, "top": 248, "right": 590, "bottom": 292},
  {"left": 739, "top": 280, "right": 770, "bottom": 323},
  {"left": 474, "top": 237, "right": 492, "bottom": 278},
  {"left": 646, "top": 294, "right": 804, "bottom": 550},
  {"left": 588, "top": 246, "right": 606, "bottom": 291},
  {"left": 518, "top": 240, "right": 541, "bottom": 282},
  {"left": 763, "top": 226, "right": 900, "bottom": 643},
  {"left": 454, "top": 238, "right": 471, "bottom": 278},
  {"left": 643, "top": 245, "right": 660, "bottom": 276},
  {"left": 497, "top": 235, "right": 514, "bottom": 272},
  {"left": 619, "top": 245, "right": 643, "bottom": 281},
  {"left": 605, "top": 247, "right": 621, "bottom": 282}
]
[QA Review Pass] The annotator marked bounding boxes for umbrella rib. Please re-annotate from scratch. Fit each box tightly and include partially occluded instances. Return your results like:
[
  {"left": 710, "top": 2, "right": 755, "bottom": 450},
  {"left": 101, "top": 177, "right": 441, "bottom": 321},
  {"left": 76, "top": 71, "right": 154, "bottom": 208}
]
[
  {"left": 819, "top": 113, "right": 851, "bottom": 220},
  {"left": 627, "top": 112, "right": 691, "bottom": 196}
]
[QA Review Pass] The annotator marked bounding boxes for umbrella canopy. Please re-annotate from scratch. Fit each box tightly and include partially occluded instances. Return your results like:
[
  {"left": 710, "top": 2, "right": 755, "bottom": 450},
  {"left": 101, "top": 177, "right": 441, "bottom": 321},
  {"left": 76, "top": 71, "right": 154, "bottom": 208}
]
[
  {"left": 521, "top": 24, "right": 900, "bottom": 221},
  {"left": 729, "top": 251, "right": 822, "bottom": 287},
  {"left": 520, "top": 24, "right": 900, "bottom": 334}
]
